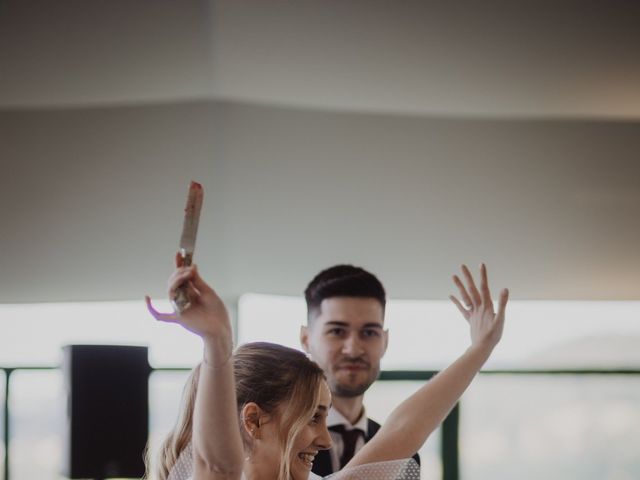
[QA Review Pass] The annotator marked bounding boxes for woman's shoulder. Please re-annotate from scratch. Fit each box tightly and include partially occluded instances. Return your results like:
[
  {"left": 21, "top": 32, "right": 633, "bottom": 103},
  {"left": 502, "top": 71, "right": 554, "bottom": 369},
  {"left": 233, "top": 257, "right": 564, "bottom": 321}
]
[{"left": 324, "top": 458, "right": 420, "bottom": 479}]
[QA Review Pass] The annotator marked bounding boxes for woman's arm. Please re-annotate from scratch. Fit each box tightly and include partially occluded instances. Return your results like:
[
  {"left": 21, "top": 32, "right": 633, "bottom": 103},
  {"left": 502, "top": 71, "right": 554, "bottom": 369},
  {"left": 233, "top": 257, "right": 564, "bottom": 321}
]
[
  {"left": 148, "top": 255, "right": 244, "bottom": 480},
  {"left": 193, "top": 337, "right": 243, "bottom": 479},
  {"left": 346, "top": 264, "right": 508, "bottom": 467}
]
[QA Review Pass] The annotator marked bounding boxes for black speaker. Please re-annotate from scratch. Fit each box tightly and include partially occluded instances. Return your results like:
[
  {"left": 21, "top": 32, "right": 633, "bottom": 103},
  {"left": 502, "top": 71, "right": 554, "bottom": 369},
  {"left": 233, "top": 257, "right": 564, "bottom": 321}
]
[{"left": 63, "top": 345, "right": 150, "bottom": 479}]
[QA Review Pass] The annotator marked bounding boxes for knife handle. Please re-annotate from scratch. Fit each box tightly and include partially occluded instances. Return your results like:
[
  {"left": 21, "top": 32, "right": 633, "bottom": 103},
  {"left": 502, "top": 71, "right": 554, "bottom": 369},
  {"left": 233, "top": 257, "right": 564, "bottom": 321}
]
[
  {"left": 172, "top": 250, "right": 194, "bottom": 313},
  {"left": 172, "top": 285, "right": 191, "bottom": 313}
]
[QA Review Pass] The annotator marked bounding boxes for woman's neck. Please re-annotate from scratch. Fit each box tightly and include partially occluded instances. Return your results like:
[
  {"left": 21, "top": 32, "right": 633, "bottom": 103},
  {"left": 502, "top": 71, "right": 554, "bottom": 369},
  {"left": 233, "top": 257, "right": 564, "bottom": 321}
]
[{"left": 243, "top": 458, "right": 279, "bottom": 480}]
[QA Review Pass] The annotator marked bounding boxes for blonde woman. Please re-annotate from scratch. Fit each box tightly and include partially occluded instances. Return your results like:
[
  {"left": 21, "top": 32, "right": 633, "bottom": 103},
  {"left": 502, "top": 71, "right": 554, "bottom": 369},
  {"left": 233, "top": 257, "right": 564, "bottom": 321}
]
[{"left": 146, "top": 259, "right": 508, "bottom": 480}]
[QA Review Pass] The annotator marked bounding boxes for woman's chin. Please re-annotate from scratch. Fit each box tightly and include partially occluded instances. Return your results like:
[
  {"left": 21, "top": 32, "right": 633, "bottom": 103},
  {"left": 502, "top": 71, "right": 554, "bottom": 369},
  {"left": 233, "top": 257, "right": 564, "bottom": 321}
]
[{"left": 291, "top": 454, "right": 314, "bottom": 478}]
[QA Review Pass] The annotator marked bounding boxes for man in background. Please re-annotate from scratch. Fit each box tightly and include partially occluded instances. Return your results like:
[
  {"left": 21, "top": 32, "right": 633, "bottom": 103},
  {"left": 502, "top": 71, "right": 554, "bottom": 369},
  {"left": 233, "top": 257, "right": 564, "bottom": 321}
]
[{"left": 300, "top": 265, "right": 420, "bottom": 476}]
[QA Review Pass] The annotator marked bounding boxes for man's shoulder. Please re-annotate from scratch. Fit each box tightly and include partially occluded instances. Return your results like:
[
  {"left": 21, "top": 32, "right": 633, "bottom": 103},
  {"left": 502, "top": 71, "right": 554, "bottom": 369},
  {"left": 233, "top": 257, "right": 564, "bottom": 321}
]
[
  {"left": 366, "top": 417, "right": 381, "bottom": 427},
  {"left": 365, "top": 417, "right": 382, "bottom": 438}
]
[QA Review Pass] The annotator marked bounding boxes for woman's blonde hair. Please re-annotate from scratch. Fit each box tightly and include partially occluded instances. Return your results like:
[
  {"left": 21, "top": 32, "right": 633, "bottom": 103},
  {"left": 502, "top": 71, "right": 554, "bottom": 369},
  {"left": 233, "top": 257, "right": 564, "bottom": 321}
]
[{"left": 148, "top": 342, "right": 325, "bottom": 480}]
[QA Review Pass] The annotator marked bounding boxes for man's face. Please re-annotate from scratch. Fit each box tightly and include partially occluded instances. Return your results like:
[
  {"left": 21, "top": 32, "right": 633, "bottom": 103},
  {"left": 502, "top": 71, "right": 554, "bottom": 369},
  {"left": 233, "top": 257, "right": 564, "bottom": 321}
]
[{"left": 301, "top": 297, "right": 388, "bottom": 398}]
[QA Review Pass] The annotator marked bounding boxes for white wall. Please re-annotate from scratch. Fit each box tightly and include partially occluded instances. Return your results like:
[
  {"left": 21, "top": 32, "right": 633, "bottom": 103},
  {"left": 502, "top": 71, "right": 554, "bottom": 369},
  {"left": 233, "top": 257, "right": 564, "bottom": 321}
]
[
  {"left": 1, "top": 1, "right": 639, "bottom": 303},
  {"left": 2, "top": 101, "right": 639, "bottom": 302}
]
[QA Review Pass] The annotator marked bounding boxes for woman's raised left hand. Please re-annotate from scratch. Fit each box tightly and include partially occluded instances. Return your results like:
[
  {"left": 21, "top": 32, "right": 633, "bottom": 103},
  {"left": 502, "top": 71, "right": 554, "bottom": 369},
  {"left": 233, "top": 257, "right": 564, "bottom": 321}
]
[{"left": 449, "top": 263, "right": 509, "bottom": 352}]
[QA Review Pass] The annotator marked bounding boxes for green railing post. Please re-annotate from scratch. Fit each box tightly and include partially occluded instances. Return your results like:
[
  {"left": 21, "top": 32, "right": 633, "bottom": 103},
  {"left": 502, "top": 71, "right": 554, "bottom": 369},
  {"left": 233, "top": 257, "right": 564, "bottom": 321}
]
[
  {"left": 441, "top": 403, "right": 460, "bottom": 480},
  {"left": 3, "top": 368, "right": 12, "bottom": 480}
]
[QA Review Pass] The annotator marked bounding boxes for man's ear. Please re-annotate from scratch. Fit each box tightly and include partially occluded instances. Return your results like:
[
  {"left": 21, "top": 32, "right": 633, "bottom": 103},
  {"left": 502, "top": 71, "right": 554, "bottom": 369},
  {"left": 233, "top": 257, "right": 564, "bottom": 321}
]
[
  {"left": 382, "top": 329, "right": 389, "bottom": 357},
  {"left": 300, "top": 325, "right": 310, "bottom": 353}
]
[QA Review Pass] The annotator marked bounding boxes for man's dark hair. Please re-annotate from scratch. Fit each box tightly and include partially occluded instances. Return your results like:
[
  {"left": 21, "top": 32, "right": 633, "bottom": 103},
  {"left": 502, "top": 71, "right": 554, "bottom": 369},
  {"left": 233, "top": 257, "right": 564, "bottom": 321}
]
[{"left": 304, "top": 265, "right": 386, "bottom": 320}]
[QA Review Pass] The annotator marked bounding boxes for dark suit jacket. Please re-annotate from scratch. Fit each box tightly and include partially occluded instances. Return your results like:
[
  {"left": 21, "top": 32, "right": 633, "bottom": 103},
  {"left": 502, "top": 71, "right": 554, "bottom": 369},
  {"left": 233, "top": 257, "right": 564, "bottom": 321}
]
[{"left": 311, "top": 418, "right": 421, "bottom": 477}]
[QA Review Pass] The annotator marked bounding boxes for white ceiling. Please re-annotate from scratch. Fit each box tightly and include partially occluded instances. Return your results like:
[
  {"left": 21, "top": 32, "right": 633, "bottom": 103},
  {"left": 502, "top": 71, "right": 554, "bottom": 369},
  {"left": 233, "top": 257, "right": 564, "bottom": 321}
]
[
  {"left": 1, "top": 0, "right": 640, "bottom": 118},
  {"left": 208, "top": 1, "right": 640, "bottom": 119}
]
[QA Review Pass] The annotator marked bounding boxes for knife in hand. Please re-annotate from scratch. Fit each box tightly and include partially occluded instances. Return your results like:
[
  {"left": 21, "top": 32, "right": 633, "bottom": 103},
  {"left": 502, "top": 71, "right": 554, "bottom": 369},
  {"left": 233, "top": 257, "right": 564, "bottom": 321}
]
[{"left": 172, "top": 181, "right": 204, "bottom": 313}]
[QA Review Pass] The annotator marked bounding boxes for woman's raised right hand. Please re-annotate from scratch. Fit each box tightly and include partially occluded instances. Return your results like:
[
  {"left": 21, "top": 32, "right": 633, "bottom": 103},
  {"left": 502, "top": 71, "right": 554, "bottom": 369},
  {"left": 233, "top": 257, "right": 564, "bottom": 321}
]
[{"left": 146, "top": 252, "right": 232, "bottom": 343}]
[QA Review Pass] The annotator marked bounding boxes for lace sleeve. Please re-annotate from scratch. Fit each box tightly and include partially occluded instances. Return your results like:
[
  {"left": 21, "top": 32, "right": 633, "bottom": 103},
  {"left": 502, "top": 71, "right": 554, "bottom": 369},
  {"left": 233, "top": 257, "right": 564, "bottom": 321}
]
[
  {"left": 167, "top": 442, "right": 194, "bottom": 480},
  {"left": 167, "top": 445, "right": 418, "bottom": 480},
  {"left": 324, "top": 458, "right": 420, "bottom": 480}
]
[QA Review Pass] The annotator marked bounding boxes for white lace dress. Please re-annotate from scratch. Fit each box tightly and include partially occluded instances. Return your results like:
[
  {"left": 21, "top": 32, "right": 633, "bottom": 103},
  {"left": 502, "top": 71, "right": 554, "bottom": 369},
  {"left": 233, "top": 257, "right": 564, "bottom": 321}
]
[{"left": 169, "top": 442, "right": 420, "bottom": 480}]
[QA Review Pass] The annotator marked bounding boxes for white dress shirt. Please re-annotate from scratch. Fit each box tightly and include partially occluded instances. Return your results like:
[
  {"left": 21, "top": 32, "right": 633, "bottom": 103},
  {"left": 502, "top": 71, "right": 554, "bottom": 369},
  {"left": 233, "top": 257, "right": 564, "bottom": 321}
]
[{"left": 326, "top": 406, "right": 369, "bottom": 472}]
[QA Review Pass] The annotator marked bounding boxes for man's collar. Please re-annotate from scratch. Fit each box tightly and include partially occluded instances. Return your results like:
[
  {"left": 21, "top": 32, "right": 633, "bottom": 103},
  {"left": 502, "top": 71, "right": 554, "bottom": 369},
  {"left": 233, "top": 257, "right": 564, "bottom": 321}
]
[{"left": 327, "top": 405, "right": 369, "bottom": 432}]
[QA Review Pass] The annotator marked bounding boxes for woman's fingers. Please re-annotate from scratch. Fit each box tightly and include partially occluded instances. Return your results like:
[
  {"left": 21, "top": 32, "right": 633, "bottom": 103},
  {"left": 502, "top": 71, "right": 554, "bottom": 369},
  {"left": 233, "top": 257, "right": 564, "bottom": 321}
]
[
  {"left": 453, "top": 275, "right": 473, "bottom": 308},
  {"left": 449, "top": 295, "right": 470, "bottom": 321},
  {"left": 480, "top": 263, "right": 493, "bottom": 307},
  {"left": 188, "top": 265, "right": 215, "bottom": 295},
  {"left": 163, "top": 265, "right": 219, "bottom": 317},
  {"left": 167, "top": 268, "right": 193, "bottom": 296},
  {"left": 145, "top": 295, "right": 179, "bottom": 322},
  {"left": 451, "top": 264, "right": 508, "bottom": 348},
  {"left": 496, "top": 288, "right": 509, "bottom": 320},
  {"left": 461, "top": 265, "right": 482, "bottom": 306}
]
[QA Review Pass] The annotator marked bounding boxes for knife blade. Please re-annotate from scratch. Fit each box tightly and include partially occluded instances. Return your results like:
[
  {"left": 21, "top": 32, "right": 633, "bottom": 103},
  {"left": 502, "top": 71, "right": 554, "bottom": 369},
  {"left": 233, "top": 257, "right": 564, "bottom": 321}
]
[{"left": 172, "top": 181, "right": 204, "bottom": 312}]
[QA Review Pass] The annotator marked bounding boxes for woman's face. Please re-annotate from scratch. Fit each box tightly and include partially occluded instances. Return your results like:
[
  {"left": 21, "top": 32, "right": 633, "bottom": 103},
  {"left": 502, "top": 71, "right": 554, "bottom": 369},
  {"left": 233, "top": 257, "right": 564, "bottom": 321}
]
[
  {"left": 288, "top": 380, "right": 333, "bottom": 479},
  {"left": 250, "top": 381, "right": 332, "bottom": 479}
]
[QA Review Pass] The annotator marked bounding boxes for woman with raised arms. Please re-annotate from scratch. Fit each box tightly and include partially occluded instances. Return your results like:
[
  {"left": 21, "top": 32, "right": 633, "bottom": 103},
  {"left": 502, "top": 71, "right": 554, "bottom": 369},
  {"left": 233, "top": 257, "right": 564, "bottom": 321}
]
[{"left": 146, "top": 256, "right": 508, "bottom": 480}]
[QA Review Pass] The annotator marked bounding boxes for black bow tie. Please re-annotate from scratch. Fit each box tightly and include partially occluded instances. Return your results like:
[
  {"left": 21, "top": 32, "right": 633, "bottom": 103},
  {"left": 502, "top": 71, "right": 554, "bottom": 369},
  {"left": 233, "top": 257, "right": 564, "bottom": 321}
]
[{"left": 329, "top": 425, "right": 364, "bottom": 468}]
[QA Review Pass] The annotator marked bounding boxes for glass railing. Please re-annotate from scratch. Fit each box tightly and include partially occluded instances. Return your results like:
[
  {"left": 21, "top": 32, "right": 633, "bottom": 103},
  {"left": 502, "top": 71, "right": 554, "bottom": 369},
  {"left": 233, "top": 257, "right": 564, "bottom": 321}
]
[{"left": 2, "top": 366, "right": 639, "bottom": 480}]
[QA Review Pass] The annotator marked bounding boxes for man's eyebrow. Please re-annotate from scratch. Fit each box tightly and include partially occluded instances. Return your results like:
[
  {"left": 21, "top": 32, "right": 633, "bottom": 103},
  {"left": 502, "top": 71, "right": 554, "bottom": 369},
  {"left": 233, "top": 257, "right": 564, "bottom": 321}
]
[
  {"left": 361, "top": 323, "right": 384, "bottom": 329},
  {"left": 323, "top": 321, "right": 383, "bottom": 329},
  {"left": 323, "top": 321, "right": 349, "bottom": 327}
]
